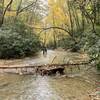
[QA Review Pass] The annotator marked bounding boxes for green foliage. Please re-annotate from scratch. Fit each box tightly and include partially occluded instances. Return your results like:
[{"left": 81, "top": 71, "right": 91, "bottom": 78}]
[
  {"left": 57, "top": 36, "right": 80, "bottom": 52},
  {"left": 57, "top": 37, "right": 74, "bottom": 50},
  {"left": 83, "top": 25, "right": 100, "bottom": 70},
  {"left": 97, "top": 63, "right": 100, "bottom": 71},
  {"left": 0, "top": 20, "right": 40, "bottom": 59}
]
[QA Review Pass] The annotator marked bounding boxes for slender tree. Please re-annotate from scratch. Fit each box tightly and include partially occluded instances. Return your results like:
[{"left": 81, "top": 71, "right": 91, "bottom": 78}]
[
  {"left": 0, "top": 0, "right": 13, "bottom": 27},
  {"left": 0, "top": 0, "right": 4, "bottom": 27}
]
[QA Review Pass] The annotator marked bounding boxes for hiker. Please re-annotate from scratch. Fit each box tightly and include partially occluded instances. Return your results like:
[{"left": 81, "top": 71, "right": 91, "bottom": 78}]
[{"left": 42, "top": 46, "right": 47, "bottom": 56}]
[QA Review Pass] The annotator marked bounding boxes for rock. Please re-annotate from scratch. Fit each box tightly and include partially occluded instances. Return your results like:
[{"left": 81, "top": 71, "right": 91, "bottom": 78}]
[{"left": 89, "top": 91, "right": 100, "bottom": 100}]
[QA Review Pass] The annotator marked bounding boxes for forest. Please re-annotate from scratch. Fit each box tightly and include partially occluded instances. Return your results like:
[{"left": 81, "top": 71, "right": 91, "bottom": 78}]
[
  {"left": 0, "top": 0, "right": 100, "bottom": 100},
  {"left": 0, "top": 0, "right": 99, "bottom": 59}
]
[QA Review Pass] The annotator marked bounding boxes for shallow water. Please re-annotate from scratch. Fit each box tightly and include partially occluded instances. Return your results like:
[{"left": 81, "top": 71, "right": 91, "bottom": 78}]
[
  {"left": 0, "top": 50, "right": 89, "bottom": 66},
  {"left": 0, "top": 74, "right": 95, "bottom": 100},
  {"left": 0, "top": 50, "right": 98, "bottom": 100}
]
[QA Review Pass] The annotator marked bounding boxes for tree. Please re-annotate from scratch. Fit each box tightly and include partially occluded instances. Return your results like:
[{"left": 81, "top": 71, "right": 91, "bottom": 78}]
[
  {"left": 0, "top": 0, "right": 13, "bottom": 27},
  {"left": 0, "top": 0, "right": 4, "bottom": 27}
]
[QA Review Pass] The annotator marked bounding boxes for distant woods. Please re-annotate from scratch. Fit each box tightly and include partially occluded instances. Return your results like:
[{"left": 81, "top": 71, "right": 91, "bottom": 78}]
[
  {"left": 0, "top": 0, "right": 99, "bottom": 31},
  {"left": 0, "top": 0, "right": 42, "bottom": 58},
  {"left": 0, "top": 0, "right": 100, "bottom": 63}
]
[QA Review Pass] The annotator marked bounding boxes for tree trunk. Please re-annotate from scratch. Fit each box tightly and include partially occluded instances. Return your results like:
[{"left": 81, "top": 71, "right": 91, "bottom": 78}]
[
  {"left": 0, "top": 0, "right": 4, "bottom": 27},
  {"left": 0, "top": 0, "right": 13, "bottom": 27},
  {"left": 82, "top": 11, "right": 85, "bottom": 32}
]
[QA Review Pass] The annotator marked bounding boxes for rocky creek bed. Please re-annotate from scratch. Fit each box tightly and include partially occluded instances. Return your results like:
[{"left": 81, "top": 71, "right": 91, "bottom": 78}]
[{"left": 0, "top": 50, "right": 99, "bottom": 100}]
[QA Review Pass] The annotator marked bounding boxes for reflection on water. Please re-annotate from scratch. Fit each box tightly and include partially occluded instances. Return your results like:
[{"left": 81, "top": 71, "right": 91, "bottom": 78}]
[
  {"left": 0, "top": 50, "right": 98, "bottom": 100},
  {"left": 35, "top": 76, "right": 61, "bottom": 100},
  {"left": 0, "top": 74, "right": 95, "bottom": 100}
]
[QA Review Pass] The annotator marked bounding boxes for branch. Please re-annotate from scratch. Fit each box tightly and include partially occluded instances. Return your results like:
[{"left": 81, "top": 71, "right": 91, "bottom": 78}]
[
  {"left": 3, "top": 0, "right": 13, "bottom": 16},
  {"left": 33, "top": 26, "right": 78, "bottom": 42},
  {"left": 1, "top": 0, "right": 13, "bottom": 25},
  {"left": 32, "top": 26, "right": 72, "bottom": 36},
  {"left": 18, "top": 0, "right": 38, "bottom": 14}
]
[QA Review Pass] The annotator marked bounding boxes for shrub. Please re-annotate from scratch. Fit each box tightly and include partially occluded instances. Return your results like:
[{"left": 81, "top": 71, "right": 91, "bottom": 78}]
[
  {"left": 57, "top": 36, "right": 81, "bottom": 52},
  {"left": 97, "top": 63, "right": 100, "bottom": 71},
  {"left": 83, "top": 27, "right": 100, "bottom": 70},
  {"left": 0, "top": 21, "right": 40, "bottom": 59}
]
